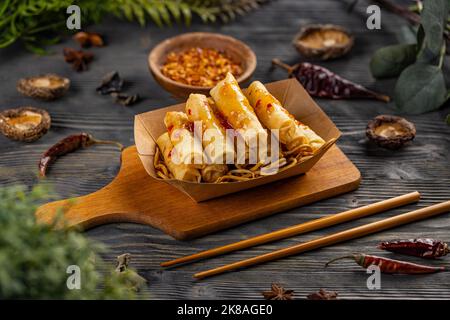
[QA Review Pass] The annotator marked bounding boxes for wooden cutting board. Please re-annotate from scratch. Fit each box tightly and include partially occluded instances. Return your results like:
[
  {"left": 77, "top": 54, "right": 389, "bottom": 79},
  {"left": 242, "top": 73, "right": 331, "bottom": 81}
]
[{"left": 36, "top": 145, "right": 361, "bottom": 240}]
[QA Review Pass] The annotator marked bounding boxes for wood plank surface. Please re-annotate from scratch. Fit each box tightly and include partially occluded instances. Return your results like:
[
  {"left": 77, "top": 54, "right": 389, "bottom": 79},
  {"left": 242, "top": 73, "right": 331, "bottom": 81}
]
[{"left": 1, "top": 0, "right": 449, "bottom": 299}]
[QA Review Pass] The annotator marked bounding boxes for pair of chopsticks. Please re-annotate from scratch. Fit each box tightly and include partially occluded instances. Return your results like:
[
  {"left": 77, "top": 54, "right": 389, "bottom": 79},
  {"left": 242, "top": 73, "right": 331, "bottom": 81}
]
[{"left": 161, "top": 192, "right": 450, "bottom": 279}]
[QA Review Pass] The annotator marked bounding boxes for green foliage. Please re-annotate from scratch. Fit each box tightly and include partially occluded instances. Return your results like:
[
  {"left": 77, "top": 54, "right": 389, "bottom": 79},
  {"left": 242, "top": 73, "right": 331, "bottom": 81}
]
[
  {"left": 0, "top": 0, "right": 267, "bottom": 52},
  {"left": 416, "top": 0, "right": 449, "bottom": 65},
  {"left": 394, "top": 64, "right": 447, "bottom": 114},
  {"left": 370, "top": 43, "right": 417, "bottom": 78},
  {"left": 0, "top": 184, "right": 143, "bottom": 299},
  {"left": 370, "top": 0, "right": 450, "bottom": 116}
]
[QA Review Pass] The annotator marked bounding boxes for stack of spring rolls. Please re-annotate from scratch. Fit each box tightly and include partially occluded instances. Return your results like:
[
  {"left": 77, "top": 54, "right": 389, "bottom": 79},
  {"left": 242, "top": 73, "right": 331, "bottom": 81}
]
[{"left": 155, "top": 73, "right": 325, "bottom": 183}]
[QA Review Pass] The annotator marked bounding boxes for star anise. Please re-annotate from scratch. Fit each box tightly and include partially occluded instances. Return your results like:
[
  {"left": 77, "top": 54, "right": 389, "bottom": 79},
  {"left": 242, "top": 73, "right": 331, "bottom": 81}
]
[
  {"left": 306, "top": 289, "right": 338, "bottom": 300},
  {"left": 63, "top": 48, "right": 94, "bottom": 72},
  {"left": 73, "top": 31, "right": 104, "bottom": 48},
  {"left": 262, "top": 283, "right": 294, "bottom": 300}
]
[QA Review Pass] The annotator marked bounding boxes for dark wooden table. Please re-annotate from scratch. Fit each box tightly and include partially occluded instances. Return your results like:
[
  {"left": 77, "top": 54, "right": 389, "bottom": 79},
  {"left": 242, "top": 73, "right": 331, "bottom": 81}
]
[{"left": 1, "top": 0, "right": 449, "bottom": 299}]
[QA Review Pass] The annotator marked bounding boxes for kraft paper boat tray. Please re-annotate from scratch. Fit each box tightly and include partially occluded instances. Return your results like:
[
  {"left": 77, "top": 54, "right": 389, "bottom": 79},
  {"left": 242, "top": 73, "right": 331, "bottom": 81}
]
[{"left": 134, "top": 78, "right": 341, "bottom": 202}]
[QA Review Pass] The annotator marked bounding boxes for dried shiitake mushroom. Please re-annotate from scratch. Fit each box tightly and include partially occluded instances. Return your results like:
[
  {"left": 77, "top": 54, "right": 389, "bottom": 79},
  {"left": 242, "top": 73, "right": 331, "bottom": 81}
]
[
  {"left": 0, "top": 107, "right": 51, "bottom": 142},
  {"left": 366, "top": 115, "right": 416, "bottom": 150},
  {"left": 293, "top": 24, "right": 354, "bottom": 60},
  {"left": 17, "top": 74, "right": 70, "bottom": 100}
]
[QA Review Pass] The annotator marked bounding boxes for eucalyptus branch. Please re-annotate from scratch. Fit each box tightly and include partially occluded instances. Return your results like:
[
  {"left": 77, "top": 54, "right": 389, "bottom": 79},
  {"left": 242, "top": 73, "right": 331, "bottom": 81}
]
[
  {"left": 372, "top": 0, "right": 420, "bottom": 24},
  {"left": 372, "top": 0, "right": 450, "bottom": 43}
]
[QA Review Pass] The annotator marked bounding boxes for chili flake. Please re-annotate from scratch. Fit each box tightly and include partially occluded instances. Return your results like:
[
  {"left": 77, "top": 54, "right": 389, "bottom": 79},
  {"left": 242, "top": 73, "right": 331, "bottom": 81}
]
[{"left": 161, "top": 47, "right": 243, "bottom": 87}]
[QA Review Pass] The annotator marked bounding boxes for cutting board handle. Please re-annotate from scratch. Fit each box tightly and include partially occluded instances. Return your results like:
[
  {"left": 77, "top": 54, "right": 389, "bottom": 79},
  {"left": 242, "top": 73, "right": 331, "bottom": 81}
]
[{"left": 35, "top": 146, "right": 157, "bottom": 229}]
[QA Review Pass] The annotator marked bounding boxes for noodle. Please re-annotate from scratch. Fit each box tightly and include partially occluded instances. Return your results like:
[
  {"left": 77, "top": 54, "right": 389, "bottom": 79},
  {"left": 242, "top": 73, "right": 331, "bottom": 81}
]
[{"left": 154, "top": 136, "right": 317, "bottom": 183}]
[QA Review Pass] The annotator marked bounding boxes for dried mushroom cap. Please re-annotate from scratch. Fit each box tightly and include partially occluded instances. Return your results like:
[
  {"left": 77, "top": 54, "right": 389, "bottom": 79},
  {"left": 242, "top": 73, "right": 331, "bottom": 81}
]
[
  {"left": 366, "top": 115, "right": 416, "bottom": 150},
  {"left": 17, "top": 74, "right": 70, "bottom": 100},
  {"left": 0, "top": 107, "right": 51, "bottom": 142},
  {"left": 293, "top": 24, "right": 354, "bottom": 60}
]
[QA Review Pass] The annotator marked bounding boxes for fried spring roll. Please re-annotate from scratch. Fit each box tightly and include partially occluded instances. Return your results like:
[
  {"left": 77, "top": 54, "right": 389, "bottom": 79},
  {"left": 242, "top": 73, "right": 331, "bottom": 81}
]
[
  {"left": 287, "top": 120, "right": 325, "bottom": 152},
  {"left": 164, "top": 111, "right": 204, "bottom": 166},
  {"left": 185, "top": 93, "right": 234, "bottom": 165},
  {"left": 246, "top": 81, "right": 296, "bottom": 144},
  {"left": 156, "top": 133, "right": 201, "bottom": 182},
  {"left": 210, "top": 73, "right": 267, "bottom": 163}
]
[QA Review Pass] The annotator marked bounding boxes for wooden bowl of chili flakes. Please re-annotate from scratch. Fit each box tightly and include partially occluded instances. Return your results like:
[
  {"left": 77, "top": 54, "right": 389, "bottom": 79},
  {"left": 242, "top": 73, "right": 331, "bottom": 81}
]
[{"left": 148, "top": 32, "right": 257, "bottom": 99}]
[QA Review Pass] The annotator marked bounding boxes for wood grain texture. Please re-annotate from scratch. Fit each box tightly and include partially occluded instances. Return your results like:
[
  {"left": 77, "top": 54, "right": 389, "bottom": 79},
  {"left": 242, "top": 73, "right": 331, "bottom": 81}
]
[
  {"left": 0, "top": 0, "right": 449, "bottom": 299},
  {"left": 35, "top": 145, "right": 360, "bottom": 240}
]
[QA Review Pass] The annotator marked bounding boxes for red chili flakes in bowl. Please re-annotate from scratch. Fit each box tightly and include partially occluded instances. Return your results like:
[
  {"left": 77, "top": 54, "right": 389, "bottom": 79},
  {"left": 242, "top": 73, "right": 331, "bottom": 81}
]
[{"left": 161, "top": 47, "right": 243, "bottom": 87}]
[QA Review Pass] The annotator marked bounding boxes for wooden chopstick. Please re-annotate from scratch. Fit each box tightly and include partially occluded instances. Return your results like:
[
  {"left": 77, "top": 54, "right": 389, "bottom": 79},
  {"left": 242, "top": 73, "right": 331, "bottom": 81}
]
[
  {"left": 161, "top": 192, "right": 420, "bottom": 267},
  {"left": 194, "top": 200, "right": 450, "bottom": 279}
]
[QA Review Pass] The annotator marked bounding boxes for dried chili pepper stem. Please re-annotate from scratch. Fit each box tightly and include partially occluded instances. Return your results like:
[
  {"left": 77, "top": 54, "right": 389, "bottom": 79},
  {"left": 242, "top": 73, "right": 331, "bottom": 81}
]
[
  {"left": 272, "top": 58, "right": 296, "bottom": 74},
  {"left": 38, "top": 133, "right": 123, "bottom": 177},
  {"left": 87, "top": 136, "right": 124, "bottom": 150},
  {"left": 325, "top": 254, "right": 364, "bottom": 267},
  {"left": 271, "top": 58, "right": 390, "bottom": 103},
  {"left": 325, "top": 253, "right": 445, "bottom": 274}
]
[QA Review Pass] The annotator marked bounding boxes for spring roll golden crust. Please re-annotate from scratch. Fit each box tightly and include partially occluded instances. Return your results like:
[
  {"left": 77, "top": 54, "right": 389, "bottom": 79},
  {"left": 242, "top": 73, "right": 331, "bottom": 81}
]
[
  {"left": 156, "top": 133, "right": 201, "bottom": 182},
  {"left": 287, "top": 120, "right": 325, "bottom": 152},
  {"left": 246, "top": 81, "right": 296, "bottom": 144},
  {"left": 210, "top": 73, "right": 265, "bottom": 134},
  {"left": 210, "top": 73, "right": 268, "bottom": 164},
  {"left": 186, "top": 94, "right": 224, "bottom": 134},
  {"left": 186, "top": 94, "right": 235, "bottom": 164},
  {"left": 164, "top": 111, "right": 204, "bottom": 165}
]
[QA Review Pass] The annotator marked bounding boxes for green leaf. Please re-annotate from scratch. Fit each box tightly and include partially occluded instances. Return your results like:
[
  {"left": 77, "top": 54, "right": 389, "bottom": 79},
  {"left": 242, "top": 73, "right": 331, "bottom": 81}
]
[
  {"left": 446, "top": 114, "right": 450, "bottom": 125},
  {"left": 370, "top": 44, "right": 417, "bottom": 79},
  {"left": 24, "top": 42, "right": 48, "bottom": 55},
  {"left": 394, "top": 64, "right": 448, "bottom": 114},
  {"left": 416, "top": 25, "right": 425, "bottom": 49},
  {"left": 143, "top": 5, "right": 163, "bottom": 27},
  {"left": 130, "top": 2, "right": 146, "bottom": 26},
  {"left": 166, "top": 2, "right": 182, "bottom": 23},
  {"left": 156, "top": 3, "right": 172, "bottom": 26},
  {"left": 180, "top": 3, "right": 192, "bottom": 25},
  {"left": 416, "top": 0, "right": 450, "bottom": 65}
]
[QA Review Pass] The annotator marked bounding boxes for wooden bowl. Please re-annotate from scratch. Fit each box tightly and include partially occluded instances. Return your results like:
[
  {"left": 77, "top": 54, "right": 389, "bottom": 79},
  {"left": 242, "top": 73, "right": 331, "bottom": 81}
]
[{"left": 148, "top": 32, "right": 257, "bottom": 99}]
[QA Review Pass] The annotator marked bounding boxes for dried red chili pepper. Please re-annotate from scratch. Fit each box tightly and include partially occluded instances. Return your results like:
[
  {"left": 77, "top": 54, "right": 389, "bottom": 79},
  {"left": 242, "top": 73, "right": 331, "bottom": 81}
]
[
  {"left": 38, "top": 133, "right": 124, "bottom": 177},
  {"left": 325, "top": 253, "right": 445, "bottom": 274},
  {"left": 379, "top": 239, "right": 449, "bottom": 259},
  {"left": 272, "top": 58, "right": 390, "bottom": 102}
]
